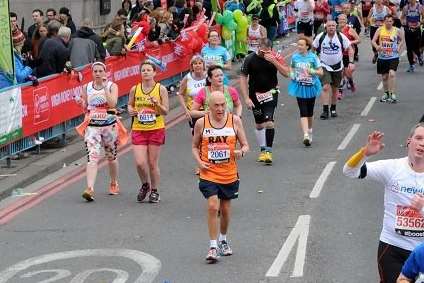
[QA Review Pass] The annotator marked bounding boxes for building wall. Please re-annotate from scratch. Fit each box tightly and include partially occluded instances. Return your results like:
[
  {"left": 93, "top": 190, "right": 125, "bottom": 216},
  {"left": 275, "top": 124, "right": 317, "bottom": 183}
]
[{"left": 10, "top": 0, "right": 122, "bottom": 33}]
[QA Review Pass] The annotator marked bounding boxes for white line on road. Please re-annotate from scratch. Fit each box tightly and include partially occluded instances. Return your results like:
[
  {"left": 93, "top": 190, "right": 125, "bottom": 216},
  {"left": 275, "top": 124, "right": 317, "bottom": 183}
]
[
  {"left": 266, "top": 215, "right": 311, "bottom": 278},
  {"left": 360, "top": 97, "right": 377, "bottom": 117},
  {"left": 337, "top": 124, "right": 361, "bottom": 151},
  {"left": 377, "top": 82, "right": 383, "bottom": 90},
  {"left": 309, "top": 161, "right": 337, "bottom": 199}
]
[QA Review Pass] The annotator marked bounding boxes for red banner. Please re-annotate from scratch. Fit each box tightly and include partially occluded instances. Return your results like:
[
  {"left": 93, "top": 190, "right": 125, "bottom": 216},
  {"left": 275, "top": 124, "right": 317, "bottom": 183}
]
[{"left": 21, "top": 42, "right": 191, "bottom": 137}]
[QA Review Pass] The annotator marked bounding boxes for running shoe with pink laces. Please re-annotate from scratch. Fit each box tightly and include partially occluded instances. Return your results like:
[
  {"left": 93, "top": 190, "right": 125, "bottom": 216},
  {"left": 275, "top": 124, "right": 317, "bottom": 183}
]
[{"left": 108, "top": 182, "right": 120, "bottom": 195}]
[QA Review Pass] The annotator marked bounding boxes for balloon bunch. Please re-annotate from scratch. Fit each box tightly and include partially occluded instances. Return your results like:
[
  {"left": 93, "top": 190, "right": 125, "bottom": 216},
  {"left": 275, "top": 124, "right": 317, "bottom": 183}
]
[
  {"left": 174, "top": 22, "right": 209, "bottom": 57},
  {"left": 216, "top": 10, "right": 237, "bottom": 41},
  {"left": 233, "top": 9, "right": 249, "bottom": 56}
]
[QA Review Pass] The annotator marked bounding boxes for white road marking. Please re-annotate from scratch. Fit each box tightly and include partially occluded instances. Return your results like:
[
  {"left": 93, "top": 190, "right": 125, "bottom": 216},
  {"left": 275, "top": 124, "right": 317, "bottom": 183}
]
[
  {"left": 266, "top": 215, "right": 311, "bottom": 278},
  {"left": 360, "top": 97, "right": 377, "bottom": 117},
  {"left": 309, "top": 162, "right": 337, "bottom": 199},
  {"left": 0, "top": 249, "right": 161, "bottom": 283},
  {"left": 337, "top": 124, "right": 361, "bottom": 151},
  {"left": 377, "top": 82, "right": 383, "bottom": 90},
  {"left": 70, "top": 268, "right": 129, "bottom": 283}
]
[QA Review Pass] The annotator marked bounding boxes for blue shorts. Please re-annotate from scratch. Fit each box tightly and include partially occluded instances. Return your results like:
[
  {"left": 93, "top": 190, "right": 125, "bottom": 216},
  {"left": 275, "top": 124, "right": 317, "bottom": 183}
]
[{"left": 199, "top": 179, "right": 239, "bottom": 200}]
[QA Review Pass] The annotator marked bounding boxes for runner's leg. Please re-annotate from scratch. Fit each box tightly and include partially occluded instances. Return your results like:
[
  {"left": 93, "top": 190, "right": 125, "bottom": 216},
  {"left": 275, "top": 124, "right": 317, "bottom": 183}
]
[
  {"left": 207, "top": 195, "right": 220, "bottom": 243},
  {"left": 147, "top": 144, "right": 161, "bottom": 191},
  {"left": 133, "top": 145, "right": 150, "bottom": 184},
  {"left": 219, "top": 199, "right": 231, "bottom": 235}
]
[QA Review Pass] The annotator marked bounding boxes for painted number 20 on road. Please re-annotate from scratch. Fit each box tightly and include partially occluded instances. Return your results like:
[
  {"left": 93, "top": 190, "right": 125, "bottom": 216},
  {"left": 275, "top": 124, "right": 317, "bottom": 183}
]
[{"left": 0, "top": 249, "right": 161, "bottom": 283}]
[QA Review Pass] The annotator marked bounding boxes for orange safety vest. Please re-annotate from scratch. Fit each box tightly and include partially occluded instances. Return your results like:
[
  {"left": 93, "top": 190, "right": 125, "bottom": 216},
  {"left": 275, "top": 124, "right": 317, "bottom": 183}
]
[{"left": 199, "top": 113, "right": 238, "bottom": 184}]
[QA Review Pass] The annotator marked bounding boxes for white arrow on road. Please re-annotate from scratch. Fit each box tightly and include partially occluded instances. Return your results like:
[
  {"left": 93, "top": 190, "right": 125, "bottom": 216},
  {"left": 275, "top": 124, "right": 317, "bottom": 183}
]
[{"left": 266, "top": 215, "right": 311, "bottom": 278}]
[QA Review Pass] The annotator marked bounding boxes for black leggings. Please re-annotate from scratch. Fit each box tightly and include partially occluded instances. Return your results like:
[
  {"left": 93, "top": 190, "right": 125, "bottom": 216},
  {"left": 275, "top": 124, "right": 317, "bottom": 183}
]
[
  {"left": 405, "top": 27, "right": 422, "bottom": 66},
  {"left": 313, "top": 19, "right": 324, "bottom": 35},
  {"left": 377, "top": 241, "right": 411, "bottom": 283},
  {"left": 296, "top": 97, "right": 316, "bottom": 117}
]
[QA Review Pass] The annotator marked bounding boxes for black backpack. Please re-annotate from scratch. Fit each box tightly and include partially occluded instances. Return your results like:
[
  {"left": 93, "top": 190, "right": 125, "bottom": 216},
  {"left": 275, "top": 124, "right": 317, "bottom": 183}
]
[{"left": 315, "top": 31, "right": 346, "bottom": 55}]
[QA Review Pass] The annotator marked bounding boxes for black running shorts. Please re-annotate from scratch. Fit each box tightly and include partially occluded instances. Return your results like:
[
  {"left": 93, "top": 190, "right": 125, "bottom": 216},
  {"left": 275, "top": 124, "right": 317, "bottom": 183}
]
[
  {"left": 199, "top": 179, "right": 239, "bottom": 200},
  {"left": 297, "top": 21, "right": 313, "bottom": 37},
  {"left": 377, "top": 241, "right": 411, "bottom": 283},
  {"left": 250, "top": 92, "right": 278, "bottom": 124},
  {"left": 377, "top": 58, "right": 399, "bottom": 75}
]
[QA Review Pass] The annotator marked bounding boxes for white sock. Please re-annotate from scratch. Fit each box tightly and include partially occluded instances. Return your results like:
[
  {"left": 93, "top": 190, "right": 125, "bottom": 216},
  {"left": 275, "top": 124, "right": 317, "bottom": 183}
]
[
  {"left": 255, "top": 128, "right": 266, "bottom": 149},
  {"left": 210, "top": 240, "right": 218, "bottom": 248},
  {"left": 219, "top": 233, "right": 227, "bottom": 242},
  {"left": 308, "top": 128, "right": 313, "bottom": 134}
]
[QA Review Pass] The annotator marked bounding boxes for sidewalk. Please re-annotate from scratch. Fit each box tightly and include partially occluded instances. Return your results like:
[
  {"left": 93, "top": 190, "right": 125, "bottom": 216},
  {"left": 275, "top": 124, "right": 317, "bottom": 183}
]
[{"left": 0, "top": 35, "right": 298, "bottom": 201}]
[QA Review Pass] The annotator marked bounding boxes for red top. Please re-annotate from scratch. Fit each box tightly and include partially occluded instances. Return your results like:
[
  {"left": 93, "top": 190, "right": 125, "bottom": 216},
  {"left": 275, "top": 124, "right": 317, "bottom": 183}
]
[
  {"left": 314, "top": 1, "right": 331, "bottom": 19},
  {"left": 341, "top": 26, "right": 355, "bottom": 55}
]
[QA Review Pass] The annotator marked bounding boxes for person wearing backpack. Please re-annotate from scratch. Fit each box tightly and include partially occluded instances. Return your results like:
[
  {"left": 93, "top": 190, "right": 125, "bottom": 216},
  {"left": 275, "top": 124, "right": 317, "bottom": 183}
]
[{"left": 313, "top": 20, "right": 354, "bottom": 119}]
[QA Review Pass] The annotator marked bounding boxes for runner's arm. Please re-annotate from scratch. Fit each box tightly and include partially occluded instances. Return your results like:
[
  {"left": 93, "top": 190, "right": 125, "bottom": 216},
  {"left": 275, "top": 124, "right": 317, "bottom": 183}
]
[
  {"left": 397, "top": 28, "right": 405, "bottom": 53},
  {"left": 78, "top": 85, "right": 88, "bottom": 110},
  {"left": 190, "top": 101, "right": 207, "bottom": 118},
  {"left": 156, "top": 85, "right": 169, "bottom": 115},
  {"left": 105, "top": 83, "right": 118, "bottom": 109},
  {"left": 371, "top": 27, "right": 381, "bottom": 50},
  {"left": 233, "top": 115, "right": 249, "bottom": 156},
  {"left": 260, "top": 25, "right": 267, "bottom": 39},
  {"left": 192, "top": 118, "right": 208, "bottom": 168},
  {"left": 233, "top": 97, "right": 243, "bottom": 117},
  {"left": 349, "top": 28, "right": 361, "bottom": 45},
  {"left": 177, "top": 77, "right": 190, "bottom": 114},
  {"left": 239, "top": 74, "right": 250, "bottom": 104},
  {"left": 127, "top": 86, "right": 137, "bottom": 117}
]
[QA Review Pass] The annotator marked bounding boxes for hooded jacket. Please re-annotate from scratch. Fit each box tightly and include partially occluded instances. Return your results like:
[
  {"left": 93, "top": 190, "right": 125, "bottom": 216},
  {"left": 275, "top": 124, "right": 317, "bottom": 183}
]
[{"left": 75, "top": 27, "right": 106, "bottom": 60}]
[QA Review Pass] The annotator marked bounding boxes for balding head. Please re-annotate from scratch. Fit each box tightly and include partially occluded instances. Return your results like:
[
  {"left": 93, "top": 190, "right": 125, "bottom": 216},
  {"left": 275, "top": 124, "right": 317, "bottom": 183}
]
[{"left": 208, "top": 91, "right": 227, "bottom": 120}]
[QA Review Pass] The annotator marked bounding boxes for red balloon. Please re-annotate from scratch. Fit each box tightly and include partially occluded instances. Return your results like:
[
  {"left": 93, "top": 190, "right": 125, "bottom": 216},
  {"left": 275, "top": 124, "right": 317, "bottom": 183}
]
[{"left": 196, "top": 23, "right": 208, "bottom": 42}]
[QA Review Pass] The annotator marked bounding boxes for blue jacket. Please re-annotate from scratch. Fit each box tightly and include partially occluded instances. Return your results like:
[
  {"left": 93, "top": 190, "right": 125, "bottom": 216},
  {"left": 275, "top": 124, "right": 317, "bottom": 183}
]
[{"left": 0, "top": 52, "right": 32, "bottom": 90}]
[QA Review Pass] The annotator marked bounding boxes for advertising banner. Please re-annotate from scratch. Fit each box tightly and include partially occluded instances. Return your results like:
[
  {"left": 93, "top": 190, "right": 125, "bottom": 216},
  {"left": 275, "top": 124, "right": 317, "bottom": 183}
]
[
  {"left": 0, "top": 87, "right": 22, "bottom": 146},
  {"left": 0, "top": 0, "right": 14, "bottom": 84}
]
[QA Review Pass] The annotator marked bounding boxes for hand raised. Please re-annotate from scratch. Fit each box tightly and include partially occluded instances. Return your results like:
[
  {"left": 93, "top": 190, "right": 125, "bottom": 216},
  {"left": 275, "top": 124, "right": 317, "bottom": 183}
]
[{"left": 364, "top": 131, "right": 385, "bottom": 156}]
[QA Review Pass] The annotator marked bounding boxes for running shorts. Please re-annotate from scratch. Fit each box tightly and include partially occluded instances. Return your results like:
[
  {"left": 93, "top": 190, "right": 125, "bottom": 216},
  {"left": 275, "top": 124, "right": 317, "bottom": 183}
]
[
  {"left": 132, "top": 128, "right": 165, "bottom": 146},
  {"left": 377, "top": 241, "right": 411, "bottom": 283},
  {"left": 250, "top": 92, "right": 278, "bottom": 124},
  {"left": 377, "top": 58, "right": 399, "bottom": 74},
  {"left": 320, "top": 69, "right": 343, "bottom": 87},
  {"left": 199, "top": 179, "right": 239, "bottom": 200},
  {"left": 297, "top": 21, "right": 313, "bottom": 37}
]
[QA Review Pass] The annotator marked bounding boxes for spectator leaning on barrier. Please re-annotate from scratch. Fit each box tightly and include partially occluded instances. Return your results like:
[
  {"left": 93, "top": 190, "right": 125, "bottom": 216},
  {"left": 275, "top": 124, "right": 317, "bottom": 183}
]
[
  {"left": 46, "top": 8, "right": 57, "bottom": 23},
  {"left": 28, "top": 9, "right": 44, "bottom": 40},
  {"left": 59, "top": 7, "right": 77, "bottom": 35},
  {"left": 75, "top": 19, "right": 106, "bottom": 62},
  {"left": 36, "top": 21, "right": 71, "bottom": 77},
  {"left": 69, "top": 28, "right": 100, "bottom": 68}
]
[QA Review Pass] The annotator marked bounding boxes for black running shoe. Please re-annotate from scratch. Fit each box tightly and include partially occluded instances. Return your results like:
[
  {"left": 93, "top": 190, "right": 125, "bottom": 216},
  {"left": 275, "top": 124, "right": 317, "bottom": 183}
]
[
  {"left": 137, "top": 183, "right": 150, "bottom": 202},
  {"left": 149, "top": 190, "right": 160, "bottom": 203},
  {"left": 330, "top": 110, "right": 338, "bottom": 118},
  {"left": 320, "top": 111, "right": 329, "bottom": 120}
]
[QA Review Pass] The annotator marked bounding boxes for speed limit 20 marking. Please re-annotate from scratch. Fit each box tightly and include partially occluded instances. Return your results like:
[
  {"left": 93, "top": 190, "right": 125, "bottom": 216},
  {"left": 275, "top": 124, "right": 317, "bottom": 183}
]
[{"left": 0, "top": 249, "right": 161, "bottom": 283}]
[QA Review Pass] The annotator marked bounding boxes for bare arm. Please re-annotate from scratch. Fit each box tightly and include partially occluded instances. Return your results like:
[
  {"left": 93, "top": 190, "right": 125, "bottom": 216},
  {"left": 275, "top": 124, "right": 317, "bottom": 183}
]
[
  {"left": 192, "top": 118, "right": 209, "bottom": 169},
  {"left": 78, "top": 85, "right": 88, "bottom": 111},
  {"left": 190, "top": 101, "right": 207, "bottom": 118},
  {"left": 223, "top": 59, "right": 232, "bottom": 71},
  {"left": 233, "top": 115, "right": 249, "bottom": 159},
  {"left": 371, "top": 27, "right": 381, "bottom": 50},
  {"left": 177, "top": 77, "right": 191, "bottom": 116},
  {"left": 315, "top": 67, "right": 324, "bottom": 76},
  {"left": 233, "top": 98, "right": 243, "bottom": 117},
  {"left": 260, "top": 25, "right": 267, "bottom": 39},
  {"left": 397, "top": 28, "right": 405, "bottom": 53},
  {"left": 105, "top": 83, "right": 119, "bottom": 109},
  {"left": 239, "top": 75, "right": 250, "bottom": 104},
  {"left": 349, "top": 28, "right": 361, "bottom": 45},
  {"left": 127, "top": 86, "right": 137, "bottom": 117},
  {"left": 156, "top": 85, "right": 169, "bottom": 115}
]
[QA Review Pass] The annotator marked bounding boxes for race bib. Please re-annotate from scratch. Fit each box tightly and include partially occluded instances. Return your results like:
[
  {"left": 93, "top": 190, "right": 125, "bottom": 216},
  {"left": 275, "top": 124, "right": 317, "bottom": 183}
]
[
  {"left": 395, "top": 205, "right": 424, "bottom": 237},
  {"left": 137, "top": 109, "right": 157, "bottom": 125},
  {"left": 295, "top": 67, "right": 313, "bottom": 85},
  {"left": 256, "top": 91, "right": 274, "bottom": 104},
  {"left": 89, "top": 109, "right": 107, "bottom": 121},
  {"left": 208, "top": 143, "right": 230, "bottom": 163},
  {"left": 300, "top": 11, "right": 310, "bottom": 21}
]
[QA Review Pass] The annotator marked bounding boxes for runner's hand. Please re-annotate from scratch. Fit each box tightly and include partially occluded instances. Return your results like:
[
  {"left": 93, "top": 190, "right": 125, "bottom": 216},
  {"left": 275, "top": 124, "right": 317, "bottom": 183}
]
[
  {"left": 263, "top": 51, "right": 276, "bottom": 64},
  {"left": 245, "top": 98, "right": 255, "bottom": 110},
  {"left": 348, "top": 63, "right": 355, "bottom": 72},
  {"left": 376, "top": 45, "right": 382, "bottom": 52},
  {"left": 364, "top": 131, "right": 385, "bottom": 156},
  {"left": 198, "top": 160, "right": 210, "bottom": 170},
  {"left": 128, "top": 108, "right": 138, "bottom": 117},
  {"left": 234, "top": 150, "right": 244, "bottom": 160},
  {"left": 411, "top": 193, "right": 424, "bottom": 211}
]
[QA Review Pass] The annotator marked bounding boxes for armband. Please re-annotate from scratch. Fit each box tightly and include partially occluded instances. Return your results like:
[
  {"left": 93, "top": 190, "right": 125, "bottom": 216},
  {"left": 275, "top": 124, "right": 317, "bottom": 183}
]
[{"left": 346, "top": 147, "right": 366, "bottom": 168}]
